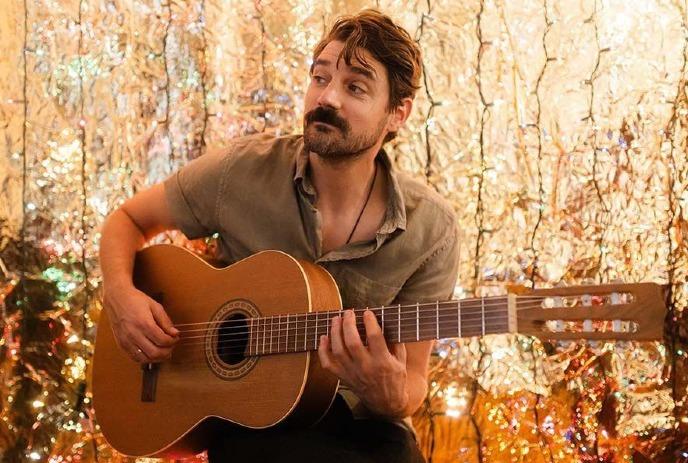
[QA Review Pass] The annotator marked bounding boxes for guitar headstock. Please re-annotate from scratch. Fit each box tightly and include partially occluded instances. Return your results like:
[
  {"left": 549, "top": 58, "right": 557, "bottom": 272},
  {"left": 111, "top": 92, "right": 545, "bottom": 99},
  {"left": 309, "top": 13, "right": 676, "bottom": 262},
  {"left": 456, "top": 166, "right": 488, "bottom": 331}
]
[{"left": 511, "top": 282, "right": 668, "bottom": 341}]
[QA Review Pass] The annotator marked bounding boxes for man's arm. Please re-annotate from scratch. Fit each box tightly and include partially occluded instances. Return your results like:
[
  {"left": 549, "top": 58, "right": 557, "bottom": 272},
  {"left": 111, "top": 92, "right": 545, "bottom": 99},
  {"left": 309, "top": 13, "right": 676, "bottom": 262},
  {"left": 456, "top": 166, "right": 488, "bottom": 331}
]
[
  {"left": 101, "top": 147, "right": 228, "bottom": 363},
  {"left": 318, "top": 221, "right": 460, "bottom": 419},
  {"left": 101, "top": 183, "right": 176, "bottom": 291},
  {"left": 402, "top": 340, "right": 433, "bottom": 416},
  {"left": 395, "top": 225, "right": 460, "bottom": 416},
  {"left": 100, "top": 183, "right": 181, "bottom": 363}
]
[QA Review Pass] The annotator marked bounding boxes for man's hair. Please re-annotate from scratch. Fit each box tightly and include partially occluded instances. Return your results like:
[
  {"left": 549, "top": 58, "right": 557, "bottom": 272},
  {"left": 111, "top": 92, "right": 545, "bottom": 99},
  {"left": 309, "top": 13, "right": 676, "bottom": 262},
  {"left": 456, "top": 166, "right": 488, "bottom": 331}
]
[{"left": 312, "top": 9, "right": 422, "bottom": 141}]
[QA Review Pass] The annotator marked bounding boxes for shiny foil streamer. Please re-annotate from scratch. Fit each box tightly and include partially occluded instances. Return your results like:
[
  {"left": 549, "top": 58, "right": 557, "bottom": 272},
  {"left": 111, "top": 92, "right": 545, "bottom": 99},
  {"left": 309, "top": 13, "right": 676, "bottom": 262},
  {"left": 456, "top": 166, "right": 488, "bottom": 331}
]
[{"left": 0, "top": 0, "right": 686, "bottom": 462}]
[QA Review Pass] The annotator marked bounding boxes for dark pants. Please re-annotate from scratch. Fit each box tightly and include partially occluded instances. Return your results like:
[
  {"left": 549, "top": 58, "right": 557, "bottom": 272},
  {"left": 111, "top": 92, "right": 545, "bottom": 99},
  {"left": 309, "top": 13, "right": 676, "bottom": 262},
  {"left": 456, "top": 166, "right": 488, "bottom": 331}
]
[{"left": 207, "top": 394, "right": 426, "bottom": 463}]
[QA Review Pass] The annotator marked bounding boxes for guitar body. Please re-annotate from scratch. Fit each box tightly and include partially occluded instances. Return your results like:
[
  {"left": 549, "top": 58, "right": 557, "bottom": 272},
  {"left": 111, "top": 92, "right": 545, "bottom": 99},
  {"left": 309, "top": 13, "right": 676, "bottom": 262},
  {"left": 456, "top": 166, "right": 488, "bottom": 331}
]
[{"left": 92, "top": 245, "right": 342, "bottom": 458}]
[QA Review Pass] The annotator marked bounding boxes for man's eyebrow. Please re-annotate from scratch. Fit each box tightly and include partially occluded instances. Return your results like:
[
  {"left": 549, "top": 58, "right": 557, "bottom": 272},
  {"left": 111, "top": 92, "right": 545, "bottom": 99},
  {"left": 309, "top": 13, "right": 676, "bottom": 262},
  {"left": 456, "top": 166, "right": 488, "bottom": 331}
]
[
  {"left": 311, "top": 58, "right": 376, "bottom": 81},
  {"left": 349, "top": 65, "right": 376, "bottom": 81},
  {"left": 313, "top": 58, "right": 330, "bottom": 67},
  {"left": 310, "top": 58, "right": 330, "bottom": 73}
]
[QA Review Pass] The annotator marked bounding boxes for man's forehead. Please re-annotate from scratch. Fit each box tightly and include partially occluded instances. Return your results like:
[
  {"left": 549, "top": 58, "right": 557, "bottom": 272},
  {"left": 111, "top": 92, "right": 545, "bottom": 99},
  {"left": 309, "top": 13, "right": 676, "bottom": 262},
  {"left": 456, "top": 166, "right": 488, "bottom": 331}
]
[{"left": 313, "top": 41, "right": 381, "bottom": 80}]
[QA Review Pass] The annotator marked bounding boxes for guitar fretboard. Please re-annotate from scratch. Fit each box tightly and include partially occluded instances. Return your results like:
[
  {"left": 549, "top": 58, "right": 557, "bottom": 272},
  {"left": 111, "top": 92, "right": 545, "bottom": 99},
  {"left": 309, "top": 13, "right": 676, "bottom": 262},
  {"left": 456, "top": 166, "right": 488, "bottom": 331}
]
[{"left": 242, "top": 297, "right": 512, "bottom": 356}]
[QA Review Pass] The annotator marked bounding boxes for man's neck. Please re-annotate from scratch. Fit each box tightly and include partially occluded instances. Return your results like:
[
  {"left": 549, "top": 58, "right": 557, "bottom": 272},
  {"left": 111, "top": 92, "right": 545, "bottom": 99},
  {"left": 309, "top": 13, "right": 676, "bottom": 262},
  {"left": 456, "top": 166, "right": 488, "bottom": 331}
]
[{"left": 308, "top": 148, "right": 381, "bottom": 212}]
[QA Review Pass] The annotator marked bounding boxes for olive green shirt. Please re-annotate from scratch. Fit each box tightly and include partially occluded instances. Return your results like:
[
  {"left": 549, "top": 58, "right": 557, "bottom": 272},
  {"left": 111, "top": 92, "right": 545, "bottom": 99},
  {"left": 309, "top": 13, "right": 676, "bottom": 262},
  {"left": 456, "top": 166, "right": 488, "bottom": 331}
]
[{"left": 163, "top": 133, "right": 460, "bottom": 426}]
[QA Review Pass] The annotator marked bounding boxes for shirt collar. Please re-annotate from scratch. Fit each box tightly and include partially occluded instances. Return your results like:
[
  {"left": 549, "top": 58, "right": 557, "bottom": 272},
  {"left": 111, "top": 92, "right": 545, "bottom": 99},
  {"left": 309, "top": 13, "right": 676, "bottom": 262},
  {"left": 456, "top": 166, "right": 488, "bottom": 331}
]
[{"left": 293, "top": 136, "right": 407, "bottom": 234}]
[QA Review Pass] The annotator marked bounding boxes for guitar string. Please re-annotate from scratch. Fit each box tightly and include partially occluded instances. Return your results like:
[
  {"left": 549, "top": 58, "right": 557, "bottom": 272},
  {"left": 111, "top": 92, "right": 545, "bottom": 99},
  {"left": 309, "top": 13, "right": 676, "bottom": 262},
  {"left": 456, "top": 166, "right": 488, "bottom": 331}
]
[
  {"left": 154, "top": 325, "right": 631, "bottom": 369},
  {"left": 174, "top": 301, "right": 518, "bottom": 336},
  {"left": 169, "top": 304, "right": 626, "bottom": 352},
  {"left": 134, "top": 292, "right": 632, "bottom": 363},
  {"left": 172, "top": 303, "right": 611, "bottom": 349},
  {"left": 162, "top": 320, "right": 514, "bottom": 365},
  {"left": 170, "top": 296, "right": 609, "bottom": 332},
  {"left": 168, "top": 294, "right": 555, "bottom": 329},
  {"left": 174, "top": 305, "right": 516, "bottom": 344},
  {"left": 173, "top": 312, "right": 514, "bottom": 350},
  {"left": 170, "top": 299, "right": 575, "bottom": 338},
  {"left": 132, "top": 293, "right": 622, "bottom": 357},
  {"left": 155, "top": 317, "right": 631, "bottom": 367}
]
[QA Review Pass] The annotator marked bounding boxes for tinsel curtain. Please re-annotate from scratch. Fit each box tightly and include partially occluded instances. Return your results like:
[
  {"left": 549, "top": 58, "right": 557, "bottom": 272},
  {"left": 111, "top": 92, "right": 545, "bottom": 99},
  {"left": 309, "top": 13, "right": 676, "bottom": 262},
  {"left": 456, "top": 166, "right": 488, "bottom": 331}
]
[{"left": 0, "top": 0, "right": 687, "bottom": 462}]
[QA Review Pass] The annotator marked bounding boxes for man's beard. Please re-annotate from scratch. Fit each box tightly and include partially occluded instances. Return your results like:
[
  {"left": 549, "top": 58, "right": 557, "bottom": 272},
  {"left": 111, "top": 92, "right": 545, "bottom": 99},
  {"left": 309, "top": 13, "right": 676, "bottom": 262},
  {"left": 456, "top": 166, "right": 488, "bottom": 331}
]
[{"left": 303, "top": 106, "right": 387, "bottom": 162}]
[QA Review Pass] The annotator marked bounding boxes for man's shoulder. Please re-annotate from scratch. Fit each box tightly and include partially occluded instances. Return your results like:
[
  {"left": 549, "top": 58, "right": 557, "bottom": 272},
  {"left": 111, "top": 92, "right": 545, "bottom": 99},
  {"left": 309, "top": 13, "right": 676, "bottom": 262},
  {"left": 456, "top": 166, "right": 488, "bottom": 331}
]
[
  {"left": 200, "top": 133, "right": 303, "bottom": 188},
  {"left": 394, "top": 169, "right": 457, "bottom": 227},
  {"left": 221, "top": 133, "right": 303, "bottom": 162}
]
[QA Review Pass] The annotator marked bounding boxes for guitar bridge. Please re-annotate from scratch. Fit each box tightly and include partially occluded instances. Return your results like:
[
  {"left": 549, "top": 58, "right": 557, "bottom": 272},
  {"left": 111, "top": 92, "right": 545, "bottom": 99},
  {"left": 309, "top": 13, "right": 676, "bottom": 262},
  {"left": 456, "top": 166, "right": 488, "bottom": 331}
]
[{"left": 141, "top": 363, "right": 160, "bottom": 402}]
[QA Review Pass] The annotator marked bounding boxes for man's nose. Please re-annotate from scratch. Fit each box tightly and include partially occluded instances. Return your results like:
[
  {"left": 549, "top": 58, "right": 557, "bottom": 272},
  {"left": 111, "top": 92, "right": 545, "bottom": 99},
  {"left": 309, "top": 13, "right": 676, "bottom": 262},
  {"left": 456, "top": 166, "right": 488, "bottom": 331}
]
[{"left": 316, "top": 81, "right": 342, "bottom": 110}]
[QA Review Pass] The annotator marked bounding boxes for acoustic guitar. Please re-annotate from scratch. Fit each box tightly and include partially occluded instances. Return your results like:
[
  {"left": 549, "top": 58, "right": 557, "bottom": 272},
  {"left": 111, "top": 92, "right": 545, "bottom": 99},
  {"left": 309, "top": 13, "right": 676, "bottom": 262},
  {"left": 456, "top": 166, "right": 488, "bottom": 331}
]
[{"left": 92, "top": 244, "right": 668, "bottom": 458}]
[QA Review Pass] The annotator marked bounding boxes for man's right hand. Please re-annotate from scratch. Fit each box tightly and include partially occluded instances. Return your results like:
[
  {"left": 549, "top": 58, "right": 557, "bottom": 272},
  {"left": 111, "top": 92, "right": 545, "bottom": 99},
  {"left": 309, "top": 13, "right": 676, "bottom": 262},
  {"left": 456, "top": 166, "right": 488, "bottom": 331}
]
[{"left": 103, "top": 283, "right": 180, "bottom": 363}]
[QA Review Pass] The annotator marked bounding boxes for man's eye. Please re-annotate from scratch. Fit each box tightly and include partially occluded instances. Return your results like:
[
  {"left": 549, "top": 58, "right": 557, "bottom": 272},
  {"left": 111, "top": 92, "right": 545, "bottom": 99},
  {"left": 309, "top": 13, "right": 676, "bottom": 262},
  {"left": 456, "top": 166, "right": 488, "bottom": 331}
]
[
  {"left": 312, "top": 75, "right": 326, "bottom": 84},
  {"left": 350, "top": 85, "right": 364, "bottom": 94}
]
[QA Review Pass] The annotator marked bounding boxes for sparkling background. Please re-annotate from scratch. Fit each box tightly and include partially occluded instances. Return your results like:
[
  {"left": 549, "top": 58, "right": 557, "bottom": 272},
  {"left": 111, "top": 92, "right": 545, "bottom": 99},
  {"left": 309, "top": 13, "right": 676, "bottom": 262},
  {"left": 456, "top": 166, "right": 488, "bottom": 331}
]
[{"left": 0, "top": 0, "right": 687, "bottom": 462}]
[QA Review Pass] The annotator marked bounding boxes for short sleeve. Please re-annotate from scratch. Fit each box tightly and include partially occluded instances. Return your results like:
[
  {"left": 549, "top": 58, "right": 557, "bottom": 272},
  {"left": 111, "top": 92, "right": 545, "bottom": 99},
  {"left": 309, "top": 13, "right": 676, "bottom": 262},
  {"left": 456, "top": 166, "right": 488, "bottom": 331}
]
[
  {"left": 393, "top": 222, "right": 460, "bottom": 305},
  {"left": 163, "top": 149, "right": 228, "bottom": 240}
]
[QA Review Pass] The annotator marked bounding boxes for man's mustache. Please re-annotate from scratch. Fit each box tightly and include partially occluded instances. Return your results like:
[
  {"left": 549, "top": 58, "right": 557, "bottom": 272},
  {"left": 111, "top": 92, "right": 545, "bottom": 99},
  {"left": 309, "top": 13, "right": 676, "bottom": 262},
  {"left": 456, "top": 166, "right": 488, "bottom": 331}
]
[{"left": 305, "top": 107, "right": 350, "bottom": 133}]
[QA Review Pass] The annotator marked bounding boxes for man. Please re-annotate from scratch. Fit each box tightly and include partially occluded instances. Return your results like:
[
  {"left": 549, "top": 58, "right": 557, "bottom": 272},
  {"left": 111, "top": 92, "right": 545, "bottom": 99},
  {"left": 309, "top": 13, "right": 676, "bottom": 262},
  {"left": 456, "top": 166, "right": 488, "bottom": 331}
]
[{"left": 99, "top": 9, "right": 459, "bottom": 463}]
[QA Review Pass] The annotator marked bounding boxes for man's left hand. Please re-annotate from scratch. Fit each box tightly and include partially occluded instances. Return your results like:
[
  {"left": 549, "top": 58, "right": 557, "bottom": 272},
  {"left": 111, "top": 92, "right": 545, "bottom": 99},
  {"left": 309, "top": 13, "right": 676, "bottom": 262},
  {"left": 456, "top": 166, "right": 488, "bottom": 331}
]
[{"left": 317, "top": 309, "right": 410, "bottom": 418}]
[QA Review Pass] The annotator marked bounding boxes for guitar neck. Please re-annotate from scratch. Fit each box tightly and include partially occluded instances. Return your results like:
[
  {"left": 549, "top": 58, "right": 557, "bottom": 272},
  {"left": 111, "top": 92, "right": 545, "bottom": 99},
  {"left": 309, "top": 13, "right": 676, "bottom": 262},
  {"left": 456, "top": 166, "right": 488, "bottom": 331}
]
[{"left": 246, "top": 296, "right": 515, "bottom": 356}]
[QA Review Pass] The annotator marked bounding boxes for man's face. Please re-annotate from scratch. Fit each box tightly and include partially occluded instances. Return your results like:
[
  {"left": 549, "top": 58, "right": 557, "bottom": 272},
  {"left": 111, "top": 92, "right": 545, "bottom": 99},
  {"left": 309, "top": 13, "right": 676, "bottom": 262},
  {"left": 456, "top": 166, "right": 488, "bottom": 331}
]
[{"left": 303, "top": 40, "right": 392, "bottom": 161}]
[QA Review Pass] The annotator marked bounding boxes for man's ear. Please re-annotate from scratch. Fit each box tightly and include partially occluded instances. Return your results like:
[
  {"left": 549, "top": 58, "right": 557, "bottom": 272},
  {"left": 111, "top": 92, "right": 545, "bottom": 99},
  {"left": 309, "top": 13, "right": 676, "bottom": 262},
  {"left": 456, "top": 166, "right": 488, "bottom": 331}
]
[{"left": 387, "top": 97, "right": 413, "bottom": 133}]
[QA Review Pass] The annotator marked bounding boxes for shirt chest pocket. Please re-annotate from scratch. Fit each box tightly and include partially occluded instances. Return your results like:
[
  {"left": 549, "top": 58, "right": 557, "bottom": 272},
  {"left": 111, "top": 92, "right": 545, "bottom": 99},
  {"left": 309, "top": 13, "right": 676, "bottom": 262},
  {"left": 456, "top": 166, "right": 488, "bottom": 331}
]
[{"left": 327, "top": 266, "right": 401, "bottom": 310}]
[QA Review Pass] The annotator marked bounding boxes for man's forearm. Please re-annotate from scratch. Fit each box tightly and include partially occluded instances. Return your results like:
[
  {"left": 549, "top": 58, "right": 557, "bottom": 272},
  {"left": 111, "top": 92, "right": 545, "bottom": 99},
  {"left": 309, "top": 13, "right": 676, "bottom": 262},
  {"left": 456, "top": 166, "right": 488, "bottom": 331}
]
[
  {"left": 99, "top": 209, "right": 148, "bottom": 291},
  {"left": 402, "top": 371, "right": 429, "bottom": 417},
  {"left": 358, "top": 370, "right": 428, "bottom": 420}
]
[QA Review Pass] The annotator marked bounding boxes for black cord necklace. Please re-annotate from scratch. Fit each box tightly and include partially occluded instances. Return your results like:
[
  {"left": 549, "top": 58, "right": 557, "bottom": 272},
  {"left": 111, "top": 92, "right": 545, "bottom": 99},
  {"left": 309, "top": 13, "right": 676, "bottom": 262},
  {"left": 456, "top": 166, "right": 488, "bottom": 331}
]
[{"left": 345, "top": 162, "right": 378, "bottom": 245}]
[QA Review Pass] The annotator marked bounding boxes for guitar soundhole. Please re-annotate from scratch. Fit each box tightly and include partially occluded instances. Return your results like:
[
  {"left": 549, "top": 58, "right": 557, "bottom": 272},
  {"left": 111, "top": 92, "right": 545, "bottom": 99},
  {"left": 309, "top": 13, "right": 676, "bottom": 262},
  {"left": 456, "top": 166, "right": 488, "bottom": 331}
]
[
  {"left": 206, "top": 299, "right": 259, "bottom": 380},
  {"left": 217, "top": 314, "right": 248, "bottom": 365}
]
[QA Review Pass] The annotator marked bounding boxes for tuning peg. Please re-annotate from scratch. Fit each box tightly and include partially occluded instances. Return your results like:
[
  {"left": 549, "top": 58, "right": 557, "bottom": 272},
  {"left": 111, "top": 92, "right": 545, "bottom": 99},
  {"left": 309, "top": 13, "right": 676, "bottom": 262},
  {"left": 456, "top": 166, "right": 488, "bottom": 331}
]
[
  {"left": 578, "top": 280, "right": 595, "bottom": 345},
  {"left": 581, "top": 293, "right": 593, "bottom": 332},
  {"left": 553, "top": 281, "right": 566, "bottom": 333},
  {"left": 610, "top": 278, "right": 623, "bottom": 333}
]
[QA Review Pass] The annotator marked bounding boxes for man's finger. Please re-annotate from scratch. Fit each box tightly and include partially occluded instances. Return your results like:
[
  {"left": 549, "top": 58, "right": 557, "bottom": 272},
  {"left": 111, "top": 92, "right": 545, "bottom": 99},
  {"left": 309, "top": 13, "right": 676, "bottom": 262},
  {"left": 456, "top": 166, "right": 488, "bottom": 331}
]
[
  {"left": 330, "top": 314, "right": 354, "bottom": 369},
  {"left": 150, "top": 302, "right": 180, "bottom": 338},
  {"left": 130, "top": 336, "right": 156, "bottom": 363},
  {"left": 363, "top": 309, "right": 389, "bottom": 357},
  {"left": 342, "top": 310, "right": 368, "bottom": 362},
  {"left": 318, "top": 335, "right": 345, "bottom": 379},
  {"left": 390, "top": 341, "right": 407, "bottom": 364}
]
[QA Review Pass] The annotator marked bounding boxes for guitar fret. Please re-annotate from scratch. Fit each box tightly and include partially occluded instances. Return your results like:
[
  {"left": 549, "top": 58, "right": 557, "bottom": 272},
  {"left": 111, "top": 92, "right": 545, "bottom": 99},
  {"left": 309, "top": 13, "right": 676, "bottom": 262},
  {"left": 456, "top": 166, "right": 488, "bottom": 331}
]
[
  {"left": 416, "top": 302, "right": 419, "bottom": 341},
  {"left": 303, "top": 313, "right": 307, "bottom": 352},
  {"left": 359, "top": 308, "right": 366, "bottom": 346},
  {"left": 382, "top": 307, "right": 385, "bottom": 338},
  {"left": 435, "top": 301, "right": 439, "bottom": 339},
  {"left": 270, "top": 316, "right": 274, "bottom": 354},
  {"left": 397, "top": 304, "right": 401, "bottom": 343},
  {"left": 284, "top": 314, "right": 288, "bottom": 353},
  {"left": 481, "top": 298, "right": 485, "bottom": 336},
  {"left": 458, "top": 300, "right": 461, "bottom": 337},
  {"left": 293, "top": 314, "right": 297, "bottom": 353},
  {"left": 314, "top": 312, "right": 318, "bottom": 350},
  {"left": 248, "top": 318, "right": 252, "bottom": 356},
  {"left": 280, "top": 315, "right": 284, "bottom": 354},
  {"left": 257, "top": 317, "right": 261, "bottom": 355},
  {"left": 294, "top": 314, "right": 298, "bottom": 353},
  {"left": 263, "top": 317, "right": 267, "bottom": 355}
]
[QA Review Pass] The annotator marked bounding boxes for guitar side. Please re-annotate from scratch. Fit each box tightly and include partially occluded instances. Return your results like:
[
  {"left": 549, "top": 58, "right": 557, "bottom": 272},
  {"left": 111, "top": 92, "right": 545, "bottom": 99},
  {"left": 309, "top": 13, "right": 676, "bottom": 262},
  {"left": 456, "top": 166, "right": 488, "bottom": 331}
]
[{"left": 92, "top": 245, "right": 341, "bottom": 458}]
